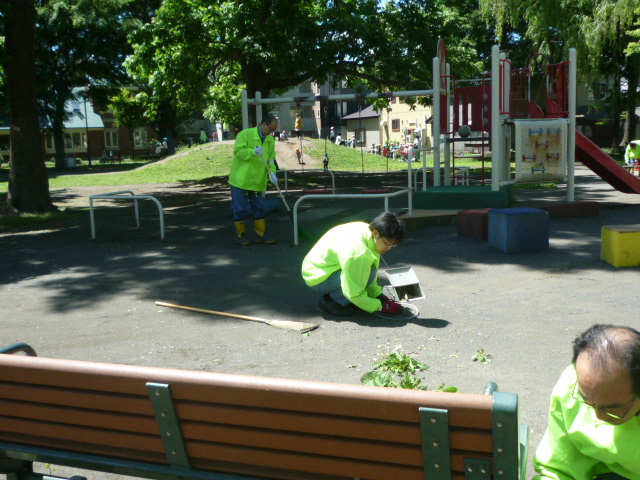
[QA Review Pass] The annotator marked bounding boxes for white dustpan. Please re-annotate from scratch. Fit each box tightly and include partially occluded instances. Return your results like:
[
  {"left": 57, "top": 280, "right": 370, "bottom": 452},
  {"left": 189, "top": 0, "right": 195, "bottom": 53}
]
[{"left": 383, "top": 266, "right": 425, "bottom": 301}]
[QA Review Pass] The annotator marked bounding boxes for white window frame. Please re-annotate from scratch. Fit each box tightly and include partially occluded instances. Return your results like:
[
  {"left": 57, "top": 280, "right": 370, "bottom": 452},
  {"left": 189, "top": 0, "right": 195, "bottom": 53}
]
[
  {"left": 104, "top": 129, "right": 119, "bottom": 149},
  {"left": 134, "top": 128, "right": 148, "bottom": 148}
]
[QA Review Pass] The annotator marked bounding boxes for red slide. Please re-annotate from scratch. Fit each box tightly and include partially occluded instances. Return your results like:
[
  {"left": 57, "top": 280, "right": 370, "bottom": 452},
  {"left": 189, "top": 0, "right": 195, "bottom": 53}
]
[{"left": 528, "top": 101, "right": 640, "bottom": 193}]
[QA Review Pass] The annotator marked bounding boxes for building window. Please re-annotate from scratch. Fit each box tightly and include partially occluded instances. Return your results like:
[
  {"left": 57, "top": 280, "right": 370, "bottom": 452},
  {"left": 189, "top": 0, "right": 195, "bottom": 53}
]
[
  {"left": 105, "top": 129, "right": 119, "bottom": 149},
  {"left": 45, "top": 132, "right": 86, "bottom": 151},
  {"left": 355, "top": 128, "right": 366, "bottom": 145},
  {"left": 392, "top": 119, "right": 400, "bottom": 131},
  {"left": 64, "top": 132, "right": 86, "bottom": 150},
  {"left": 134, "top": 128, "right": 148, "bottom": 148}
]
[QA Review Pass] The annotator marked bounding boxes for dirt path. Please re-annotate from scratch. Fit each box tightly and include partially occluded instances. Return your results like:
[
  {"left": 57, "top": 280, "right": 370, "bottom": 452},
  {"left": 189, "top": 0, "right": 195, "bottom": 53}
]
[{"left": 275, "top": 137, "right": 323, "bottom": 169}]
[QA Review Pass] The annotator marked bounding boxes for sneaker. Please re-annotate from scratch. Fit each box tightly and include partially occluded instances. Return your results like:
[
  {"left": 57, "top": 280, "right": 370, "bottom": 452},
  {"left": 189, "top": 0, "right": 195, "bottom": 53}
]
[{"left": 318, "top": 294, "right": 357, "bottom": 317}]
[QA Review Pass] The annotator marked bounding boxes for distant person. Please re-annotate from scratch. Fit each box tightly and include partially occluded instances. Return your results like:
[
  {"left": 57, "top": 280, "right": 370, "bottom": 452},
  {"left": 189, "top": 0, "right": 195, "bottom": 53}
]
[
  {"left": 161, "top": 138, "right": 168, "bottom": 156},
  {"left": 329, "top": 126, "right": 336, "bottom": 143},
  {"left": 229, "top": 115, "right": 279, "bottom": 245},
  {"left": 199, "top": 128, "right": 208, "bottom": 144},
  {"left": 412, "top": 134, "right": 421, "bottom": 161},
  {"left": 533, "top": 324, "right": 640, "bottom": 480},
  {"left": 624, "top": 141, "right": 640, "bottom": 166},
  {"left": 301, "top": 212, "right": 406, "bottom": 317},
  {"left": 294, "top": 114, "right": 303, "bottom": 139}
]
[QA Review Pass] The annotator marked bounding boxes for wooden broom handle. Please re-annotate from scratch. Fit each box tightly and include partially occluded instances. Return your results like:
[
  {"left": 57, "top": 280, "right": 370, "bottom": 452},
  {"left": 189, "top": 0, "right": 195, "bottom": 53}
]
[{"left": 155, "top": 301, "right": 264, "bottom": 324}]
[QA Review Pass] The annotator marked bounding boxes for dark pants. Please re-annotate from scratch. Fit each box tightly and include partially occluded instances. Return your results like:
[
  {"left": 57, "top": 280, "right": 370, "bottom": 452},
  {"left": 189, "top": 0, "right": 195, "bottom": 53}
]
[
  {"left": 231, "top": 185, "right": 265, "bottom": 221},
  {"left": 308, "top": 266, "right": 377, "bottom": 307}
]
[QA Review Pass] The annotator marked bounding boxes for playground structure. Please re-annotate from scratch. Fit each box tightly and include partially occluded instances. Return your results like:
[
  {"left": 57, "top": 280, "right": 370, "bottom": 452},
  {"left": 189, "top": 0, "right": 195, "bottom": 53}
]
[
  {"left": 444, "top": 45, "right": 640, "bottom": 197},
  {"left": 241, "top": 42, "right": 640, "bottom": 243}
]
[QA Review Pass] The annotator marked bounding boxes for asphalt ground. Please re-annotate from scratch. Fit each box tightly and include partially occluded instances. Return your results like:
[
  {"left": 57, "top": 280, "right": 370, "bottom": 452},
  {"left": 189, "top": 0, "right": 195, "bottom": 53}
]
[{"left": 1, "top": 165, "right": 640, "bottom": 479}]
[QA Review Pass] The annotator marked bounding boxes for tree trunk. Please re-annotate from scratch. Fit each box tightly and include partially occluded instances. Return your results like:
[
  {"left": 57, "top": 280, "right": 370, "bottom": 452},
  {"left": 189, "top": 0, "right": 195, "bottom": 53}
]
[
  {"left": 610, "top": 69, "right": 623, "bottom": 151},
  {"left": 621, "top": 60, "right": 639, "bottom": 146},
  {"left": 53, "top": 114, "right": 67, "bottom": 170},
  {"left": 243, "top": 62, "right": 271, "bottom": 126},
  {"left": 4, "top": 0, "right": 54, "bottom": 213}
]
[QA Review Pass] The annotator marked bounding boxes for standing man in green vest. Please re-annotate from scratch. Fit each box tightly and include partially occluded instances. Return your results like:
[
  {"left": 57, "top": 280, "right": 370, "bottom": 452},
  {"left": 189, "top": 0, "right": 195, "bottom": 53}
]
[{"left": 229, "top": 115, "right": 279, "bottom": 245}]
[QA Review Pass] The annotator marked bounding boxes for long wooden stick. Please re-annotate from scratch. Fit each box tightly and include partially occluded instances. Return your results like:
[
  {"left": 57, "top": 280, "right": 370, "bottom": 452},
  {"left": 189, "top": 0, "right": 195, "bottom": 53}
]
[{"left": 155, "top": 301, "right": 319, "bottom": 334}]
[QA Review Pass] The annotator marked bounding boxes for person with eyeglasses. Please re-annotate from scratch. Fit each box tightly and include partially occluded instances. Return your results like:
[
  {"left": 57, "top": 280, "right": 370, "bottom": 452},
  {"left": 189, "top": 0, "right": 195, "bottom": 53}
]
[
  {"left": 534, "top": 324, "right": 640, "bottom": 480},
  {"left": 229, "top": 114, "right": 279, "bottom": 245},
  {"left": 301, "top": 212, "right": 405, "bottom": 317}
]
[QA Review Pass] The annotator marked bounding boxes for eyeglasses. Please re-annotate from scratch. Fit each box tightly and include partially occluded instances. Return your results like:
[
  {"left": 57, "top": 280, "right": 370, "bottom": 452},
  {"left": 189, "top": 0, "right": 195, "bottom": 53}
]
[
  {"left": 572, "top": 383, "right": 638, "bottom": 420},
  {"left": 380, "top": 237, "right": 398, "bottom": 249}
]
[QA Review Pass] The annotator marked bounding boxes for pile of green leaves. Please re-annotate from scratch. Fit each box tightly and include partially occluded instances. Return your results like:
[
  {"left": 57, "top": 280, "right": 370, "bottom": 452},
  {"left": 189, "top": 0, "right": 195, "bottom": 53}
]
[{"left": 360, "top": 348, "right": 457, "bottom": 392}]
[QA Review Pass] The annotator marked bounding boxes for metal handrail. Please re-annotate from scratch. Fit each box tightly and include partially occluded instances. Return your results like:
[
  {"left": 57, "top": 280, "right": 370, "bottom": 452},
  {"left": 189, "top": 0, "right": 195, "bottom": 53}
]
[
  {"left": 292, "top": 189, "right": 412, "bottom": 245},
  {"left": 89, "top": 191, "right": 165, "bottom": 241}
]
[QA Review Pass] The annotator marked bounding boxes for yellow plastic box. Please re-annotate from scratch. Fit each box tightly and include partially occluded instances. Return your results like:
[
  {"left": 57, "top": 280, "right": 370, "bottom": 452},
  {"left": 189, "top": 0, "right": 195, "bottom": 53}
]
[{"left": 601, "top": 225, "right": 640, "bottom": 267}]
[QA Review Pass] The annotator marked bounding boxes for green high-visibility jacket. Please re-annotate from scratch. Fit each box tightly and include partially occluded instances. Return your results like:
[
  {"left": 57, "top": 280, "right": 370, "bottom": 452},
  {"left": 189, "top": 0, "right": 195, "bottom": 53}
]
[
  {"left": 624, "top": 141, "right": 640, "bottom": 165},
  {"left": 533, "top": 365, "right": 640, "bottom": 480},
  {"left": 301, "top": 222, "right": 383, "bottom": 313},
  {"left": 229, "top": 126, "right": 276, "bottom": 191}
]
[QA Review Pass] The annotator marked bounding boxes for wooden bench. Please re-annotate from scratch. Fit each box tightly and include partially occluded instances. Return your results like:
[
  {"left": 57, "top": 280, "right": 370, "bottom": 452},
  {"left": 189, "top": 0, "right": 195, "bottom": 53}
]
[{"left": 0, "top": 344, "right": 529, "bottom": 480}]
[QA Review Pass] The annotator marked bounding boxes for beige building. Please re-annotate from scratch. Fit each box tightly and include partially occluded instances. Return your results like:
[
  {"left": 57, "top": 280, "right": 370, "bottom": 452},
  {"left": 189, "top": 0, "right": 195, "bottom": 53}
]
[{"left": 342, "top": 97, "right": 434, "bottom": 150}]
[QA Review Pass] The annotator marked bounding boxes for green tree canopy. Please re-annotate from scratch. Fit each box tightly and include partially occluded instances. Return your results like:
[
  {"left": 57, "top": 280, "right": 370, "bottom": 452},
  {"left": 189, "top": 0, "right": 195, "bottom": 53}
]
[
  {"left": 480, "top": 0, "right": 640, "bottom": 146},
  {"left": 125, "top": 0, "right": 490, "bottom": 126}
]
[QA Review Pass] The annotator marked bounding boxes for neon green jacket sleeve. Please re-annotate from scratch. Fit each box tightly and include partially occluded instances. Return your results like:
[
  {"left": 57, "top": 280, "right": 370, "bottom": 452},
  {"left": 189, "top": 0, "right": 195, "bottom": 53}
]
[
  {"left": 533, "top": 365, "right": 640, "bottom": 480},
  {"left": 301, "top": 222, "right": 382, "bottom": 312},
  {"left": 229, "top": 127, "right": 276, "bottom": 191}
]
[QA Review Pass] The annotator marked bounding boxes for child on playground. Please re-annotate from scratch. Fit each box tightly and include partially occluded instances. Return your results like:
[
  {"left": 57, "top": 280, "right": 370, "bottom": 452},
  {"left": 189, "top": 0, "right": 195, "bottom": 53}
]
[{"left": 301, "top": 212, "right": 405, "bottom": 317}]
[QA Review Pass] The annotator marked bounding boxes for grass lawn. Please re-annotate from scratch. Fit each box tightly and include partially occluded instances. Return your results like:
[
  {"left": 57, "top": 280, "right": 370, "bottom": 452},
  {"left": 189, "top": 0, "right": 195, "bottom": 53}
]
[{"left": 0, "top": 140, "right": 492, "bottom": 193}]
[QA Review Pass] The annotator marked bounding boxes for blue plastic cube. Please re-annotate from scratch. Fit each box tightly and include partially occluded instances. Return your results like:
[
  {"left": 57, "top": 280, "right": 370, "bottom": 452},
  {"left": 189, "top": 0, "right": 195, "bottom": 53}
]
[{"left": 488, "top": 208, "right": 549, "bottom": 253}]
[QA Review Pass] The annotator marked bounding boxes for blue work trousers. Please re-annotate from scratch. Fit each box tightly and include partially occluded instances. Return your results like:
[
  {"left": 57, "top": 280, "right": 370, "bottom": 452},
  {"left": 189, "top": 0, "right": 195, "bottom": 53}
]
[{"left": 231, "top": 185, "right": 265, "bottom": 221}]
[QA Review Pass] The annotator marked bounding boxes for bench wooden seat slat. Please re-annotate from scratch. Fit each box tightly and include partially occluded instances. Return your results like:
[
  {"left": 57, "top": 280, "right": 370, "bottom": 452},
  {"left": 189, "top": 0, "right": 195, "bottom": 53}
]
[{"left": 0, "top": 350, "right": 528, "bottom": 480}]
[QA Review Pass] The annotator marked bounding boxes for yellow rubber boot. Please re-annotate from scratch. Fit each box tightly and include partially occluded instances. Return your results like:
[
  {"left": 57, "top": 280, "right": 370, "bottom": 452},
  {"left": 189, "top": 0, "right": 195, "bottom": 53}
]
[
  {"left": 254, "top": 218, "right": 276, "bottom": 244},
  {"left": 234, "top": 220, "right": 251, "bottom": 246}
]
